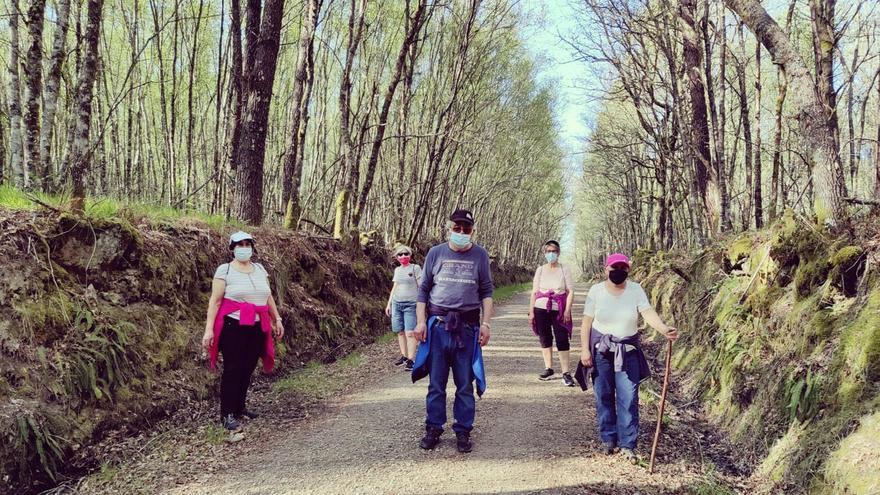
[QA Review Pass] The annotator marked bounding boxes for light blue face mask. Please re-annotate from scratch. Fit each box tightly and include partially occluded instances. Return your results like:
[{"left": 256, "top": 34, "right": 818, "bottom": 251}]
[
  {"left": 449, "top": 231, "right": 471, "bottom": 248},
  {"left": 234, "top": 246, "right": 253, "bottom": 262},
  {"left": 545, "top": 252, "right": 559, "bottom": 263}
]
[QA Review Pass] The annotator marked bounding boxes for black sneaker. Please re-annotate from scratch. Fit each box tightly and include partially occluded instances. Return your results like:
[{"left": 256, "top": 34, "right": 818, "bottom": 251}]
[
  {"left": 393, "top": 356, "right": 408, "bottom": 367},
  {"left": 456, "top": 432, "right": 473, "bottom": 453},
  {"left": 403, "top": 359, "right": 414, "bottom": 372},
  {"left": 419, "top": 427, "right": 442, "bottom": 450},
  {"left": 538, "top": 368, "right": 554, "bottom": 380},
  {"left": 562, "top": 372, "right": 575, "bottom": 387},
  {"left": 235, "top": 409, "right": 260, "bottom": 420},
  {"left": 221, "top": 414, "right": 241, "bottom": 431}
]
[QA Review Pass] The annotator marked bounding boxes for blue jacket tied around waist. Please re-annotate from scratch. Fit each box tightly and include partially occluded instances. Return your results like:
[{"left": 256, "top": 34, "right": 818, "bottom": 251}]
[{"left": 411, "top": 316, "right": 487, "bottom": 397}]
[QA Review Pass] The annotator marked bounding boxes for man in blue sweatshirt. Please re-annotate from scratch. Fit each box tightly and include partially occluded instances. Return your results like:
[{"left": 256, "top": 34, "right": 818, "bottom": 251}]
[{"left": 411, "top": 208, "right": 494, "bottom": 453}]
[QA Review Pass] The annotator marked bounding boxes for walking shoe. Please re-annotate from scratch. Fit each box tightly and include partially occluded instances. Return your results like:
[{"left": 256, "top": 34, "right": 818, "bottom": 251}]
[
  {"left": 393, "top": 356, "right": 408, "bottom": 367},
  {"left": 221, "top": 414, "right": 241, "bottom": 431},
  {"left": 562, "top": 372, "right": 575, "bottom": 387},
  {"left": 621, "top": 447, "right": 638, "bottom": 464},
  {"left": 235, "top": 409, "right": 260, "bottom": 420},
  {"left": 419, "top": 427, "right": 442, "bottom": 450},
  {"left": 403, "top": 359, "right": 414, "bottom": 372},
  {"left": 456, "top": 432, "right": 473, "bottom": 453},
  {"left": 538, "top": 368, "right": 555, "bottom": 380},
  {"left": 601, "top": 442, "right": 619, "bottom": 455}
]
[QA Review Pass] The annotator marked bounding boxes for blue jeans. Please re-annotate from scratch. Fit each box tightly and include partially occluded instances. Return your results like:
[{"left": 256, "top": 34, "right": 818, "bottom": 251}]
[
  {"left": 425, "top": 320, "right": 476, "bottom": 434},
  {"left": 593, "top": 348, "right": 640, "bottom": 449}
]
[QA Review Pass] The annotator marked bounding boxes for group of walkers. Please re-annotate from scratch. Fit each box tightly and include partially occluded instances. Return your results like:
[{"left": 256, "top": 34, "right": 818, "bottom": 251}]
[{"left": 201, "top": 207, "right": 678, "bottom": 463}]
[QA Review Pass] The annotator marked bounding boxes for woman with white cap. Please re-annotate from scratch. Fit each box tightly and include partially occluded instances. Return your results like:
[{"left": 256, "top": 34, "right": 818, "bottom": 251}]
[
  {"left": 202, "top": 231, "right": 285, "bottom": 431},
  {"left": 385, "top": 244, "right": 422, "bottom": 371},
  {"left": 580, "top": 253, "right": 678, "bottom": 463}
]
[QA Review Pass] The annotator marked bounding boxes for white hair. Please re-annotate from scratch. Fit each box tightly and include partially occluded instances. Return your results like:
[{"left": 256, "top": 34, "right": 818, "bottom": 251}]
[{"left": 394, "top": 244, "right": 413, "bottom": 255}]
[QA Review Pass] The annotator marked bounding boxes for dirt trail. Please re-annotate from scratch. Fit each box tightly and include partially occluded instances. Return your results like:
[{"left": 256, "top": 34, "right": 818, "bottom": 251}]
[{"left": 159, "top": 285, "right": 747, "bottom": 495}]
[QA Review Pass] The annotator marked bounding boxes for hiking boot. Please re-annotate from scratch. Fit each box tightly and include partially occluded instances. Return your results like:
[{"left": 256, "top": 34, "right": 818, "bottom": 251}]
[
  {"left": 419, "top": 427, "right": 442, "bottom": 450},
  {"left": 621, "top": 447, "right": 638, "bottom": 464},
  {"left": 221, "top": 414, "right": 241, "bottom": 431},
  {"left": 393, "top": 356, "right": 408, "bottom": 367},
  {"left": 403, "top": 359, "right": 414, "bottom": 372},
  {"left": 562, "top": 372, "right": 575, "bottom": 387},
  {"left": 456, "top": 432, "right": 473, "bottom": 453},
  {"left": 235, "top": 409, "right": 260, "bottom": 420},
  {"left": 601, "top": 442, "right": 619, "bottom": 455},
  {"left": 538, "top": 368, "right": 554, "bottom": 381}
]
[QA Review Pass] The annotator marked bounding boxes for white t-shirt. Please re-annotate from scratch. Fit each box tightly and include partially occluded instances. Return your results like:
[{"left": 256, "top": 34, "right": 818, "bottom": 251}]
[
  {"left": 532, "top": 263, "right": 574, "bottom": 311},
  {"left": 583, "top": 281, "right": 652, "bottom": 338},
  {"left": 392, "top": 264, "right": 422, "bottom": 302},
  {"left": 214, "top": 262, "right": 272, "bottom": 320}
]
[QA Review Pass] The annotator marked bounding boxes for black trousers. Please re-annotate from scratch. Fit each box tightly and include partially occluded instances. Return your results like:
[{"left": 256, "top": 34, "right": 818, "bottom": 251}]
[
  {"left": 219, "top": 316, "right": 263, "bottom": 418},
  {"left": 533, "top": 307, "right": 570, "bottom": 351}
]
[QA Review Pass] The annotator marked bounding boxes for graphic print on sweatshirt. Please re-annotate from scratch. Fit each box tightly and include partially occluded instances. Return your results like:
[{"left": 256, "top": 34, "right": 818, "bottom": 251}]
[{"left": 436, "top": 259, "right": 477, "bottom": 285}]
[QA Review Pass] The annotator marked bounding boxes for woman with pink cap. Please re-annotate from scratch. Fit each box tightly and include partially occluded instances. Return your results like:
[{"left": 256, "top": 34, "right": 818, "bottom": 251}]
[{"left": 579, "top": 253, "right": 678, "bottom": 463}]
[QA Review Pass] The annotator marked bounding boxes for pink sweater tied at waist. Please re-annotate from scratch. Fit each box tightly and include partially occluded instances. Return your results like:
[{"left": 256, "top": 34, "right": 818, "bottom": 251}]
[
  {"left": 209, "top": 298, "right": 276, "bottom": 373},
  {"left": 532, "top": 290, "right": 574, "bottom": 337}
]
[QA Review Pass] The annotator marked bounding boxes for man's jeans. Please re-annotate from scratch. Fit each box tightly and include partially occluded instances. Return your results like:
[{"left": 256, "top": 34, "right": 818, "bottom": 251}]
[{"left": 425, "top": 320, "right": 476, "bottom": 434}]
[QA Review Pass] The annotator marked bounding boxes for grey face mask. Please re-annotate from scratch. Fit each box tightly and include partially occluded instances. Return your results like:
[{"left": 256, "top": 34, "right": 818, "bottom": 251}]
[{"left": 234, "top": 246, "right": 253, "bottom": 262}]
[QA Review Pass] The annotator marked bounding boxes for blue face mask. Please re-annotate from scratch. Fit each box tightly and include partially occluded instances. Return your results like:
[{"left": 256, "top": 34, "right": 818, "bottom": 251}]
[
  {"left": 449, "top": 231, "right": 471, "bottom": 248},
  {"left": 545, "top": 252, "right": 559, "bottom": 263},
  {"left": 234, "top": 246, "right": 253, "bottom": 262}
]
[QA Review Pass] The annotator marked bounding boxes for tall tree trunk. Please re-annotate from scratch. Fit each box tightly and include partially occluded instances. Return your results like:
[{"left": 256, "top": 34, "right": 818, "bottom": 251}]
[
  {"left": 334, "top": 0, "right": 368, "bottom": 239},
  {"left": 6, "top": 0, "right": 27, "bottom": 188},
  {"left": 68, "top": 0, "right": 106, "bottom": 213},
  {"left": 282, "top": 0, "right": 323, "bottom": 229},
  {"left": 39, "top": 0, "right": 72, "bottom": 181},
  {"left": 725, "top": 0, "right": 848, "bottom": 226},
  {"left": 703, "top": 0, "right": 724, "bottom": 234},
  {"left": 736, "top": 22, "right": 752, "bottom": 231},
  {"left": 874, "top": 61, "right": 880, "bottom": 199},
  {"left": 23, "top": 0, "right": 47, "bottom": 189},
  {"left": 352, "top": 0, "right": 430, "bottom": 227},
  {"left": 719, "top": 5, "right": 731, "bottom": 231},
  {"left": 769, "top": 0, "right": 795, "bottom": 221},
  {"left": 754, "top": 42, "right": 763, "bottom": 228},
  {"left": 186, "top": 0, "right": 205, "bottom": 201},
  {"left": 231, "top": 0, "right": 286, "bottom": 225}
]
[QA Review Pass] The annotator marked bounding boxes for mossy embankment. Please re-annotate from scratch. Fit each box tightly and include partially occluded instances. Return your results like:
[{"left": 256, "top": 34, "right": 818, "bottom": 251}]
[
  {"left": 634, "top": 211, "right": 879, "bottom": 494},
  {"left": 0, "top": 207, "right": 530, "bottom": 494}
]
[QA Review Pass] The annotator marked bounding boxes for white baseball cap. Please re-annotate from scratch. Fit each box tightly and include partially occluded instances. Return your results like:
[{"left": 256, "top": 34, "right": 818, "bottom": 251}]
[{"left": 228, "top": 230, "right": 255, "bottom": 249}]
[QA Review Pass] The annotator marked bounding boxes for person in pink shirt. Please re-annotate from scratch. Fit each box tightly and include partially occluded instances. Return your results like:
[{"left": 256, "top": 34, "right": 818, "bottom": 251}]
[
  {"left": 528, "top": 240, "right": 575, "bottom": 386},
  {"left": 201, "top": 231, "right": 285, "bottom": 432}
]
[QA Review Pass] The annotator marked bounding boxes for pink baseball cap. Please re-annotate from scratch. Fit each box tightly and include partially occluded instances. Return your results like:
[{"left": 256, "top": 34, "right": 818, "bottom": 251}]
[{"left": 605, "top": 253, "right": 630, "bottom": 268}]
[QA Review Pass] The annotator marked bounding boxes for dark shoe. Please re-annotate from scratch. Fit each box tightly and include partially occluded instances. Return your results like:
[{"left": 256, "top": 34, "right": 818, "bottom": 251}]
[
  {"left": 419, "top": 428, "right": 442, "bottom": 450},
  {"left": 562, "top": 372, "right": 575, "bottom": 387},
  {"left": 221, "top": 414, "right": 241, "bottom": 431},
  {"left": 601, "top": 441, "right": 619, "bottom": 455},
  {"left": 235, "top": 409, "right": 260, "bottom": 420},
  {"left": 538, "top": 368, "right": 554, "bottom": 381},
  {"left": 403, "top": 359, "right": 414, "bottom": 372},
  {"left": 393, "top": 356, "right": 408, "bottom": 367},
  {"left": 456, "top": 432, "right": 473, "bottom": 453},
  {"left": 621, "top": 447, "right": 638, "bottom": 464}
]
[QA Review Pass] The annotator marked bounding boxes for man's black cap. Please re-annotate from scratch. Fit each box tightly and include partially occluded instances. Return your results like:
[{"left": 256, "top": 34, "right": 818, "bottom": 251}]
[{"left": 449, "top": 208, "right": 475, "bottom": 225}]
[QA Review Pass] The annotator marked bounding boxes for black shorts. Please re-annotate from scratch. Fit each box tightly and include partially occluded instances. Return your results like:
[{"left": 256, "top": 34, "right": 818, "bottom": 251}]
[{"left": 533, "top": 307, "right": 570, "bottom": 351}]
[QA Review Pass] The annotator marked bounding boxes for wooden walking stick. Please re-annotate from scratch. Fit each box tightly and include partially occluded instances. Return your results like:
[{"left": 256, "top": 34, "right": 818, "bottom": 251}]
[{"left": 649, "top": 339, "right": 673, "bottom": 474}]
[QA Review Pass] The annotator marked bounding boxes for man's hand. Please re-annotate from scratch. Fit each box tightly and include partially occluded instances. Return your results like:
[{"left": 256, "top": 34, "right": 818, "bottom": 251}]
[
  {"left": 479, "top": 323, "right": 491, "bottom": 347},
  {"left": 412, "top": 322, "right": 428, "bottom": 342}
]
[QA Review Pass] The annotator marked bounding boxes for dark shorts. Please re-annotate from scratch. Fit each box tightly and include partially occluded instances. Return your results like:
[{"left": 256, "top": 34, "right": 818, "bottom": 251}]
[{"left": 533, "top": 307, "right": 570, "bottom": 351}]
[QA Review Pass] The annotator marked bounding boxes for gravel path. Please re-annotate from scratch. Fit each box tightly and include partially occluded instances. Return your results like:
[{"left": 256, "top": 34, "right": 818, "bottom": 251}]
[{"left": 163, "top": 285, "right": 746, "bottom": 494}]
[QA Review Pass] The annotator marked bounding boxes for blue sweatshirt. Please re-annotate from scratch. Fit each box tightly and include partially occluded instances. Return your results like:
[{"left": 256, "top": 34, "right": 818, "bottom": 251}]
[{"left": 417, "top": 242, "right": 494, "bottom": 310}]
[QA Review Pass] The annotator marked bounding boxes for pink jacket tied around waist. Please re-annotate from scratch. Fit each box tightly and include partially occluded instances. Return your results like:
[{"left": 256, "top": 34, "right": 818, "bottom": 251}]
[
  {"left": 209, "top": 299, "right": 276, "bottom": 373},
  {"left": 532, "top": 290, "right": 574, "bottom": 337}
]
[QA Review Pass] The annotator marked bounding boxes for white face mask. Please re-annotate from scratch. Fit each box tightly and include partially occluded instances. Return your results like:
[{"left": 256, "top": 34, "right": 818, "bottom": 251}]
[{"left": 234, "top": 246, "right": 253, "bottom": 262}]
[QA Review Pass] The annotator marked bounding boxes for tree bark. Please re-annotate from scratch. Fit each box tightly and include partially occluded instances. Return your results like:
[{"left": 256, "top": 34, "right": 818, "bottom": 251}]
[
  {"left": 23, "top": 0, "right": 47, "bottom": 189},
  {"left": 770, "top": 0, "right": 796, "bottom": 221},
  {"left": 736, "top": 22, "right": 752, "bottom": 230},
  {"left": 719, "top": 6, "right": 731, "bottom": 231},
  {"left": 6, "top": 0, "right": 27, "bottom": 188},
  {"left": 282, "top": 0, "right": 323, "bottom": 229},
  {"left": 38, "top": 0, "right": 72, "bottom": 182},
  {"left": 754, "top": 41, "right": 763, "bottom": 228},
  {"left": 68, "top": 0, "right": 106, "bottom": 213},
  {"left": 875, "top": 60, "right": 880, "bottom": 199},
  {"left": 231, "top": 0, "right": 286, "bottom": 225}
]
